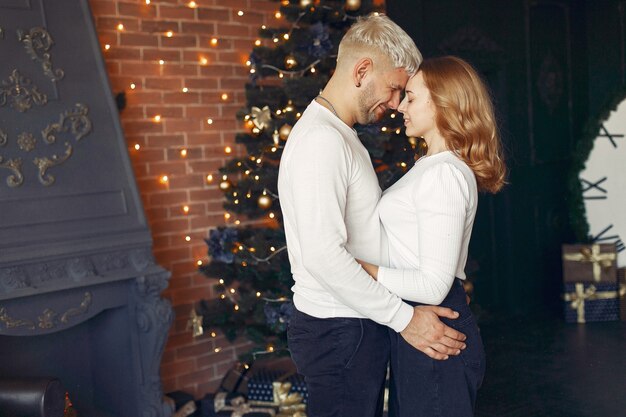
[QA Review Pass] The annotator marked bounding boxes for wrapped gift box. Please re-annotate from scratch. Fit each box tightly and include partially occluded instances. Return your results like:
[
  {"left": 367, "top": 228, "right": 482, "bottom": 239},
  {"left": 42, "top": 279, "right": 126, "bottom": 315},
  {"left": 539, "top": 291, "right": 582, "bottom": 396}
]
[
  {"left": 247, "top": 370, "right": 308, "bottom": 404},
  {"left": 563, "top": 282, "right": 620, "bottom": 323},
  {"left": 562, "top": 243, "right": 617, "bottom": 283},
  {"left": 619, "top": 268, "right": 626, "bottom": 321},
  {"left": 200, "top": 392, "right": 276, "bottom": 417}
]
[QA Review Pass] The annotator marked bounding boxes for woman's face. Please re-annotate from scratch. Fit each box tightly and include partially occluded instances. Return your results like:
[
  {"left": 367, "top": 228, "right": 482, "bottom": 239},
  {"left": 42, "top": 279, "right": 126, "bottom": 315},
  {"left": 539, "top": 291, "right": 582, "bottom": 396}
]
[{"left": 397, "top": 71, "right": 437, "bottom": 140}]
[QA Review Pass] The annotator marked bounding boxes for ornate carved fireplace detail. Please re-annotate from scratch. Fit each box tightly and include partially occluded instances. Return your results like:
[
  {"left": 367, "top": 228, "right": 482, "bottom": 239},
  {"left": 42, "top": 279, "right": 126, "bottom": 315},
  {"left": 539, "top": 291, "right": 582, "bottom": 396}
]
[{"left": 0, "top": 1, "right": 173, "bottom": 416}]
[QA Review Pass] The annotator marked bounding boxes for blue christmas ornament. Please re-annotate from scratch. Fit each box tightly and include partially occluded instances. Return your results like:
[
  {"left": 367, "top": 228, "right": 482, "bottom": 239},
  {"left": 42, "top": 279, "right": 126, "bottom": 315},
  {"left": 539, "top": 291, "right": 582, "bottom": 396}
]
[
  {"left": 205, "top": 227, "right": 238, "bottom": 263},
  {"left": 264, "top": 300, "right": 295, "bottom": 332},
  {"left": 307, "top": 23, "right": 333, "bottom": 59}
]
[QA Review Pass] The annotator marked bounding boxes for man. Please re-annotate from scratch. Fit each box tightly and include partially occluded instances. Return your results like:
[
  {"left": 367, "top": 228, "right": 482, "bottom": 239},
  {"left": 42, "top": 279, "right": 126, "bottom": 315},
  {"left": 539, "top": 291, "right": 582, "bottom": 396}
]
[{"left": 277, "top": 14, "right": 467, "bottom": 417}]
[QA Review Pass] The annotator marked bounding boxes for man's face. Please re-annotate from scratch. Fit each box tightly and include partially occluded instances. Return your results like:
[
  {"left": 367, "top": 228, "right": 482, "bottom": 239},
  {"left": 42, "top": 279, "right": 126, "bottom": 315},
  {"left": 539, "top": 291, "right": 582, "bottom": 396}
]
[{"left": 357, "top": 67, "right": 409, "bottom": 125}]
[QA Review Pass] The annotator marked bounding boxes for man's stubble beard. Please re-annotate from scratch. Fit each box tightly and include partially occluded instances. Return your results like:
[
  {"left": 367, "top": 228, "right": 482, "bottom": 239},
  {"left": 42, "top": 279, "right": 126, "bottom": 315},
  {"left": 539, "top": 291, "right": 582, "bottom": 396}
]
[{"left": 357, "top": 82, "right": 381, "bottom": 125}]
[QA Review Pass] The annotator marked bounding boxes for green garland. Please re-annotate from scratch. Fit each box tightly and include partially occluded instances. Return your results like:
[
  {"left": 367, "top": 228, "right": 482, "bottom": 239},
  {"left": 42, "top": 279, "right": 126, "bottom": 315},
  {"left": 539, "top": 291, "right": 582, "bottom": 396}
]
[{"left": 568, "top": 84, "right": 626, "bottom": 242}]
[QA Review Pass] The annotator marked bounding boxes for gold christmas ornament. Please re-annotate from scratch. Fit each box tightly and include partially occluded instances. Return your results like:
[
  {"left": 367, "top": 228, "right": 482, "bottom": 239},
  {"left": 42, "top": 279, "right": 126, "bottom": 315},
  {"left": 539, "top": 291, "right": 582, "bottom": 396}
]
[
  {"left": 187, "top": 308, "right": 204, "bottom": 337},
  {"left": 284, "top": 55, "right": 298, "bottom": 69},
  {"left": 250, "top": 105, "right": 272, "bottom": 130},
  {"left": 345, "top": 0, "right": 362, "bottom": 11},
  {"left": 219, "top": 180, "right": 231, "bottom": 190},
  {"left": 279, "top": 124, "right": 292, "bottom": 140},
  {"left": 258, "top": 195, "right": 272, "bottom": 209}
]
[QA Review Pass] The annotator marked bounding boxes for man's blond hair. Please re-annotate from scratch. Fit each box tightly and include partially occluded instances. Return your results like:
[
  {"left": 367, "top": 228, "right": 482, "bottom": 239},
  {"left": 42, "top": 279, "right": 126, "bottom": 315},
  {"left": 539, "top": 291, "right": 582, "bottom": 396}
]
[{"left": 337, "top": 13, "right": 422, "bottom": 75}]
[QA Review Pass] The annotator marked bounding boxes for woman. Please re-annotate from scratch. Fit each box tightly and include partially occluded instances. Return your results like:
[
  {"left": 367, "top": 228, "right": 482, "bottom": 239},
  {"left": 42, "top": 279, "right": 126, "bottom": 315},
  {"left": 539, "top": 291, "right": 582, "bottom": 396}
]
[{"left": 358, "top": 56, "right": 506, "bottom": 417}]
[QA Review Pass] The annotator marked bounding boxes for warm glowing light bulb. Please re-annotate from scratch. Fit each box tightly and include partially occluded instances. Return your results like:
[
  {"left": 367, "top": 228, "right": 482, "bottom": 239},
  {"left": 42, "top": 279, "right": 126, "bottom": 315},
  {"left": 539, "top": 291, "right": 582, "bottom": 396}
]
[
  {"left": 221, "top": 93, "right": 228, "bottom": 100},
  {"left": 283, "top": 34, "right": 289, "bottom": 40},
  {"left": 273, "top": 38, "right": 279, "bottom": 43},
  {"left": 234, "top": 305, "right": 240, "bottom": 311},
  {"left": 200, "top": 57, "right": 208, "bottom": 65},
  {"left": 159, "top": 175, "right": 169, "bottom": 184},
  {"left": 145, "top": 0, "right": 150, "bottom": 4},
  {"left": 219, "top": 279, "right": 224, "bottom": 284},
  {"left": 381, "top": 127, "right": 387, "bottom": 132},
  {"left": 214, "top": 347, "right": 221, "bottom": 353},
  {"left": 255, "top": 39, "right": 261, "bottom": 46},
  {"left": 270, "top": 246, "right": 276, "bottom": 251},
  {"left": 207, "top": 118, "right": 213, "bottom": 125},
  {"left": 134, "top": 144, "right": 141, "bottom": 150},
  {"left": 104, "top": 44, "right": 111, "bottom": 50},
  {"left": 188, "top": 1, "right": 198, "bottom": 8},
  {"left": 185, "top": 236, "right": 191, "bottom": 242},
  {"left": 256, "top": 292, "right": 261, "bottom": 297},
  {"left": 180, "top": 148, "right": 188, "bottom": 157},
  {"left": 268, "top": 345, "right": 274, "bottom": 352},
  {"left": 206, "top": 174, "right": 213, "bottom": 182},
  {"left": 230, "top": 288, "right": 236, "bottom": 293},
  {"left": 196, "top": 260, "right": 203, "bottom": 266},
  {"left": 154, "top": 115, "right": 162, "bottom": 122},
  {"left": 225, "top": 146, "right": 232, "bottom": 154},
  {"left": 391, "top": 113, "right": 396, "bottom": 118},
  {"left": 182, "top": 87, "right": 188, "bottom": 93},
  {"left": 166, "top": 30, "right": 173, "bottom": 37},
  {"left": 130, "top": 83, "right": 136, "bottom": 89},
  {"left": 235, "top": 220, "right": 241, "bottom": 225},
  {"left": 279, "top": 73, "right": 284, "bottom": 78},
  {"left": 275, "top": 11, "right": 282, "bottom": 18},
  {"left": 117, "top": 23, "right": 124, "bottom": 31},
  {"left": 159, "top": 59, "right": 165, "bottom": 65},
  {"left": 269, "top": 212, "right": 275, "bottom": 219},
  {"left": 224, "top": 213, "right": 231, "bottom": 219},
  {"left": 211, "top": 332, "right": 217, "bottom": 337},
  {"left": 237, "top": 10, "right": 244, "bottom": 16},
  {"left": 262, "top": 25, "right": 267, "bottom": 29},
  {"left": 311, "top": 67, "right": 316, "bottom": 73},
  {"left": 210, "top": 38, "right": 218, "bottom": 46}
]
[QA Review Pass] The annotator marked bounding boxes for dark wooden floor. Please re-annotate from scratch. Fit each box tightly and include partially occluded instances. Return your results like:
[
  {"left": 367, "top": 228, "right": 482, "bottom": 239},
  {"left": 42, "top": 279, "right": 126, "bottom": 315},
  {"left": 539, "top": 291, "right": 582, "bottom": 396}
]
[{"left": 475, "top": 315, "right": 626, "bottom": 417}]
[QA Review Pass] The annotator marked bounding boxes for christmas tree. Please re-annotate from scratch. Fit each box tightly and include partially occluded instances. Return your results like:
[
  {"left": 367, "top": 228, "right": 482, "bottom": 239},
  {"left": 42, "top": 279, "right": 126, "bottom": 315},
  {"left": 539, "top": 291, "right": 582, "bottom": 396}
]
[{"left": 196, "top": 0, "right": 424, "bottom": 362}]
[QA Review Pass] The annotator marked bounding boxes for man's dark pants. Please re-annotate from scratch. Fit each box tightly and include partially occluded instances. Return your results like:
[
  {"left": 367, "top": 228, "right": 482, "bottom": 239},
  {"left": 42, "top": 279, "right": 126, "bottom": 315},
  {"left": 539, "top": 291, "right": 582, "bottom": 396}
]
[{"left": 287, "top": 309, "right": 390, "bottom": 417}]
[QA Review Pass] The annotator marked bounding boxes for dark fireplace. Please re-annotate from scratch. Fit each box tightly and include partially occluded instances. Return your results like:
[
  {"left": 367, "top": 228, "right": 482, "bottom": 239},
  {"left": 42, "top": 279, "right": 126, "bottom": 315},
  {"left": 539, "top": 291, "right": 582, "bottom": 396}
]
[
  {"left": 0, "top": 0, "right": 173, "bottom": 416},
  {"left": 0, "top": 250, "right": 173, "bottom": 417}
]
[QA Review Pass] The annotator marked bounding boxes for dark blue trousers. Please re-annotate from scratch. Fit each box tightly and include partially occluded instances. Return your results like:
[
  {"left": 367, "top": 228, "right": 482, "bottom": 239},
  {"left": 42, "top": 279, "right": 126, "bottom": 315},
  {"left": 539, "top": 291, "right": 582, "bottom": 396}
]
[
  {"left": 388, "top": 279, "right": 486, "bottom": 417},
  {"left": 287, "top": 309, "right": 389, "bottom": 417}
]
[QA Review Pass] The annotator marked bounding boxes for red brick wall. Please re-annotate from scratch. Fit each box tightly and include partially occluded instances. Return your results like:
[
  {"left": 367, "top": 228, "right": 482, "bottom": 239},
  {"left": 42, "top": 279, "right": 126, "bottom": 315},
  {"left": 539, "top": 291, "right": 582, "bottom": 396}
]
[{"left": 89, "top": 0, "right": 281, "bottom": 397}]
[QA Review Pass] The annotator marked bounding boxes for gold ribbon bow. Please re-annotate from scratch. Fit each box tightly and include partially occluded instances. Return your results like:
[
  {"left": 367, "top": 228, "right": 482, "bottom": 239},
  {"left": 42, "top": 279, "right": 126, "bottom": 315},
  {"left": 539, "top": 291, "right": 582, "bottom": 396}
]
[
  {"left": 563, "top": 283, "right": 619, "bottom": 323},
  {"left": 214, "top": 393, "right": 276, "bottom": 417},
  {"left": 250, "top": 106, "right": 272, "bottom": 130},
  {"left": 562, "top": 244, "right": 616, "bottom": 282},
  {"left": 273, "top": 381, "right": 307, "bottom": 417}
]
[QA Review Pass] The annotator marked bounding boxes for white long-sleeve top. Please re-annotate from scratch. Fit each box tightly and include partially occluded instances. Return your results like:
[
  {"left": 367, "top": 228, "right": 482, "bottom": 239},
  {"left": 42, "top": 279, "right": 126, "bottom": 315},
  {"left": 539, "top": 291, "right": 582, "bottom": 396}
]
[
  {"left": 377, "top": 151, "right": 477, "bottom": 305},
  {"left": 277, "top": 100, "right": 414, "bottom": 332}
]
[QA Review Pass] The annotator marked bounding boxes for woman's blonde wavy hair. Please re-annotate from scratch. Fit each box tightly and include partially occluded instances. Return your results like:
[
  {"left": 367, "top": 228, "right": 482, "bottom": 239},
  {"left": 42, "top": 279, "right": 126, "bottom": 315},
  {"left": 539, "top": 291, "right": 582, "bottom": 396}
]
[{"left": 421, "top": 56, "right": 507, "bottom": 193}]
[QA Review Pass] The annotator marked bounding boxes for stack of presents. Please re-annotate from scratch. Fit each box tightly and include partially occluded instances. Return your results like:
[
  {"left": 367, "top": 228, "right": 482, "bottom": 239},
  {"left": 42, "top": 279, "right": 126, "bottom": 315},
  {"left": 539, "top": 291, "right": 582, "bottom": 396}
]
[
  {"left": 168, "top": 356, "right": 308, "bottom": 417},
  {"left": 562, "top": 243, "right": 626, "bottom": 323}
]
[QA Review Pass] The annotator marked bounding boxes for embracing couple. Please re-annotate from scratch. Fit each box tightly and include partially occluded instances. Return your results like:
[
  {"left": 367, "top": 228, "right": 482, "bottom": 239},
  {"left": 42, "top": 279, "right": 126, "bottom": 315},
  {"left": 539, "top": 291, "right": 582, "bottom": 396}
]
[{"left": 277, "top": 13, "right": 506, "bottom": 417}]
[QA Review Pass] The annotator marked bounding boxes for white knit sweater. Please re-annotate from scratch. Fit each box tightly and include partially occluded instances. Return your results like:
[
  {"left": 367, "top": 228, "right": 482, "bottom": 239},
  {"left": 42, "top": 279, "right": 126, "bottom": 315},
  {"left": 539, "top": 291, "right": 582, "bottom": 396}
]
[
  {"left": 278, "top": 100, "right": 414, "bottom": 332},
  {"left": 377, "top": 151, "right": 478, "bottom": 305}
]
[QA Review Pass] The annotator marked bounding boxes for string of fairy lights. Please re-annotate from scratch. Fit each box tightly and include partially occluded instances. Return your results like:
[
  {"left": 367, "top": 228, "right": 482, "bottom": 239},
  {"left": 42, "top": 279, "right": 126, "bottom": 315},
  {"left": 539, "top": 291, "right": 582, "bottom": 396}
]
[{"left": 103, "top": 0, "right": 404, "bottom": 356}]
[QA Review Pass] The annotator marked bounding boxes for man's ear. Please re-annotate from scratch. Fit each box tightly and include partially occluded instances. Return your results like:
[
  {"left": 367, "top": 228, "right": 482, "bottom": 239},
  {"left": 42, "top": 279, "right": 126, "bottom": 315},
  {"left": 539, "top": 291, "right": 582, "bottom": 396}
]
[{"left": 353, "top": 57, "right": 373, "bottom": 88}]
